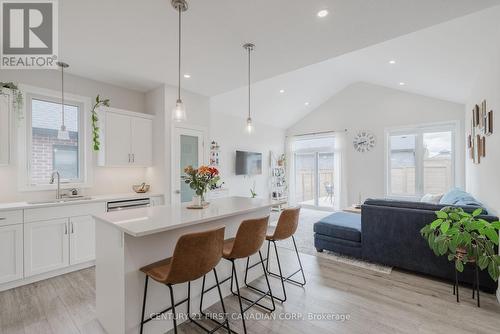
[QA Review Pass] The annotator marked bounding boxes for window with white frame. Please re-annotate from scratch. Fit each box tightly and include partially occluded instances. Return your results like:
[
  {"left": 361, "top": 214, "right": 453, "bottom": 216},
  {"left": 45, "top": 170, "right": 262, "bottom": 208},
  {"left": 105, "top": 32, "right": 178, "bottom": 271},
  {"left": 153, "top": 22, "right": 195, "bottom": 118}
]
[
  {"left": 25, "top": 92, "right": 85, "bottom": 187},
  {"left": 386, "top": 123, "right": 457, "bottom": 198}
]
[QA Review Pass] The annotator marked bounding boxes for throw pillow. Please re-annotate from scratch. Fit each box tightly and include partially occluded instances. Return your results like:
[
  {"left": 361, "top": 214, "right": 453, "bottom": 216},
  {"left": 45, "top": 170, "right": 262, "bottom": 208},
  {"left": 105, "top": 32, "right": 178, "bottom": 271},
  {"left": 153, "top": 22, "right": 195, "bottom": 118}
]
[{"left": 421, "top": 193, "right": 444, "bottom": 204}]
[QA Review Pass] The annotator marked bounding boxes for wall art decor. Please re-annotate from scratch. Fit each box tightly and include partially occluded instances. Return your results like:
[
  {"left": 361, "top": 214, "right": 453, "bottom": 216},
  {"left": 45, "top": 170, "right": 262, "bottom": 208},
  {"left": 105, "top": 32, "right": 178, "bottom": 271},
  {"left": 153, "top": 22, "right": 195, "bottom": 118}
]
[{"left": 468, "top": 99, "right": 493, "bottom": 164}]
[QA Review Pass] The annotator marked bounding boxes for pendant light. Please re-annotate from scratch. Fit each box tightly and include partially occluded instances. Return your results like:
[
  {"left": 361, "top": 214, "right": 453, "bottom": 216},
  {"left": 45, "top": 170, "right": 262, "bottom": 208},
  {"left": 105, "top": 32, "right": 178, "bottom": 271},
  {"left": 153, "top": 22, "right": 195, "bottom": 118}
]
[
  {"left": 243, "top": 43, "right": 255, "bottom": 134},
  {"left": 171, "top": 0, "right": 188, "bottom": 122},
  {"left": 57, "top": 61, "right": 70, "bottom": 140}
]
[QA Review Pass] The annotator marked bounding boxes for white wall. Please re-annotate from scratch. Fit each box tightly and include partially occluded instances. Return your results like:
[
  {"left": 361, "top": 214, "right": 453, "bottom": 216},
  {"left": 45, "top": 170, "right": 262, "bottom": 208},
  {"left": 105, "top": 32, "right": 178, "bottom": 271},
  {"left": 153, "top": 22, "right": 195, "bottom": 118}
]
[
  {"left": 0, "top": 70, "right": 149, "bottom": 202},
  {"left": 287, "top": 82, "right": 465, "bottom": 205},
  {"left": 146, "top": 84, "right": 211, "bottom": 204},
  {"left": 210, "top": 112, "right": 285, "bottom": 199},
  {"left": 465, "top": 44, "right": 500, "bottom": 217}
]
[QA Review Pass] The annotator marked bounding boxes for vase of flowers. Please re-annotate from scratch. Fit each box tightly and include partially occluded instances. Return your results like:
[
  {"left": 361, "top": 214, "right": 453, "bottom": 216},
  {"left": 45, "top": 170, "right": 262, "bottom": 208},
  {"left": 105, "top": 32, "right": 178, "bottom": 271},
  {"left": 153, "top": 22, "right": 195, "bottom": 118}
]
[{"left": 182, "top": 165, "right": 220, "bottom": 207}]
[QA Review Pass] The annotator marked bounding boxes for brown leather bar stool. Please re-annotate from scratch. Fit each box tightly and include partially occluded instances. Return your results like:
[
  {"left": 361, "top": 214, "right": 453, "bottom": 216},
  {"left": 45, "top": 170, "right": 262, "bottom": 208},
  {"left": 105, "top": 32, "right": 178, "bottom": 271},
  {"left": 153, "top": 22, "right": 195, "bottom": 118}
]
[
  {"left": 245, "top": 207, "right": 305, "bottom": 303},
  {"left": 200, "top": 216, "right": 275, "bottom": 334},
  {"left": 139, "top": 226, "right": 230, "bottom": 334}
]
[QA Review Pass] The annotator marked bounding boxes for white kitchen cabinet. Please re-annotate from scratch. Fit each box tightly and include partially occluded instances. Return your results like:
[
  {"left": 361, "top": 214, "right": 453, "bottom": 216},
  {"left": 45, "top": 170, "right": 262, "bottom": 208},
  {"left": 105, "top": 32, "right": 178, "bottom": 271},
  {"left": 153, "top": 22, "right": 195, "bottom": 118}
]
[
  {"left": 24, "top": 219, "right": 69, "bottom": 277},
  {"left": 0, "top": 91, "right": 10, "bottom": 166},
  {"left": 98, "top": 108, "right": 153, "bottom": 167},
  {"left": 0, "top": 224, "right": 23, "bottom": 284},
  {"left": 130, "top": 116, "right": 153, "bottom": 166},
  {"left": 70, "top": 216, "right": 96, "bottom": 265},
  {"left": 150, "top": 196, "right": 164, "bottom": 207},
  {"left": 104, "top": 111, "right": 132, "bottom": 166}
]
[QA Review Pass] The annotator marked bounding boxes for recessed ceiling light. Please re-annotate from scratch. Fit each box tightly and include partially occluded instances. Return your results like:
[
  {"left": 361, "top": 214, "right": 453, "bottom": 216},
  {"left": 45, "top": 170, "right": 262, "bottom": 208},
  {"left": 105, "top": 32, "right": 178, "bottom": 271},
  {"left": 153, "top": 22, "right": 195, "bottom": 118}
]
[
  {"left": 317, "top": 9, "right": 329, "bottom": 18},
  {"left": 183, "top": 74, "right": 191, "bottom": 78},
  {"left": 304, "top": 102, "right": 310, "bottom": 106},
  {"left": 389, "top": 60, "right": 396, "bottom": 64},
  {"left": 279, "top": 89, "right": 285, "bottom": 93},
  {"left": 399, "top": 82, "right": 406, "bottom": 86}
]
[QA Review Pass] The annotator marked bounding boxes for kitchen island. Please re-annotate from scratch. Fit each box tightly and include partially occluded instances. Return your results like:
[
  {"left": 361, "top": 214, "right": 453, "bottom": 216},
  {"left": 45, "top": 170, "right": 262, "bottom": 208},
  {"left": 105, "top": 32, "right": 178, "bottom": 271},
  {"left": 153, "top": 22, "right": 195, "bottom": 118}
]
[{"left": 94, "top": 196, "right": 273, "bottom": 334}]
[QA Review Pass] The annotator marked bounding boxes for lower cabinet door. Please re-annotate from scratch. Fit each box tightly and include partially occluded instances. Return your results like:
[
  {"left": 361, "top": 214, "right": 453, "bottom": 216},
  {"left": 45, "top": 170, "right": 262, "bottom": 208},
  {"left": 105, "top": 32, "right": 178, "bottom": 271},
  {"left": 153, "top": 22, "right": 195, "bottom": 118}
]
[
  {"left": 0, "top": 224, "right": 23, "bottom": 284},
  {"left": 69, "top": 216, "right": 96, "bottom": 265},
  {"left": 24, "top": 219, "right": 69, "bottom": 277}
]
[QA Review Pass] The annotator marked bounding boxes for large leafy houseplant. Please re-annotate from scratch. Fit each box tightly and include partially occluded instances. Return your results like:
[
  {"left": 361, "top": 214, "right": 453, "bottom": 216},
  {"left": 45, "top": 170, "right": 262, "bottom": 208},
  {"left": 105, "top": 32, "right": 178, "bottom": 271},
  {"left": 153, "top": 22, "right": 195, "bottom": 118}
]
[{"left": 420, "top": 207, "right": 500, "bottom": 281}]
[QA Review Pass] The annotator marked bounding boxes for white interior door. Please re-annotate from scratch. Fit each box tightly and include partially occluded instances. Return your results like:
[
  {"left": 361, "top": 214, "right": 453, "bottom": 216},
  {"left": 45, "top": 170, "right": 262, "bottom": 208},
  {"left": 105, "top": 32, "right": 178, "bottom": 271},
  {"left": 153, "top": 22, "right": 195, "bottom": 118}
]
[{"left": 172, "top": 127, "right": 204, "bottom": 204}]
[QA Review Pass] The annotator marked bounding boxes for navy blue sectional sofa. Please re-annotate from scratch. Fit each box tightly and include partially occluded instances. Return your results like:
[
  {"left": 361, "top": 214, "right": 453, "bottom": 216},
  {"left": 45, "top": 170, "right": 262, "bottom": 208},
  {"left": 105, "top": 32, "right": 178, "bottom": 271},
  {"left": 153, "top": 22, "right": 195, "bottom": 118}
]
[{"left": 314, "top": 193, "right": 499, "bottom": 292}]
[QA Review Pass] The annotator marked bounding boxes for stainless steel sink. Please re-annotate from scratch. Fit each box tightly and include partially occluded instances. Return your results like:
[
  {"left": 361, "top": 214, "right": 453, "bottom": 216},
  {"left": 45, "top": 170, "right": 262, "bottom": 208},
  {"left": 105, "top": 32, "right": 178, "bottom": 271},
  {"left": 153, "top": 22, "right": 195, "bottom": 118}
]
[{"left": 27, "top": 196, "right": 93, "bottom": 205}]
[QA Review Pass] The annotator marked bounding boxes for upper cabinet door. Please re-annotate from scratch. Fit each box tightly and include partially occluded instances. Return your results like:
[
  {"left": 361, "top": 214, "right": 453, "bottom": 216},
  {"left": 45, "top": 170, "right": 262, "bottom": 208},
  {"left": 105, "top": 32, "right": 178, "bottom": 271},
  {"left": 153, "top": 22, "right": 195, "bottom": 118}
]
[
  {"left": 105, "top": 112, "right": 132, "bottom": 166},
  {"left": 0, "top": 92, "right": 10, "bottom": 166},
  {"left": 130, "top": 117, "right": 152, "bottom": 166}
]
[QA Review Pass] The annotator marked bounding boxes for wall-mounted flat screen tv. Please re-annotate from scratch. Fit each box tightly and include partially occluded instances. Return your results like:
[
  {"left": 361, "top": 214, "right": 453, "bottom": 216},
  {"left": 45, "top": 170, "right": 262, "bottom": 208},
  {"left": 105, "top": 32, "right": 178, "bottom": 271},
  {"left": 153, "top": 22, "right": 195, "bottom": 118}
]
[{"left": 235, "top": 150, "right": 262, "bottom": 175}]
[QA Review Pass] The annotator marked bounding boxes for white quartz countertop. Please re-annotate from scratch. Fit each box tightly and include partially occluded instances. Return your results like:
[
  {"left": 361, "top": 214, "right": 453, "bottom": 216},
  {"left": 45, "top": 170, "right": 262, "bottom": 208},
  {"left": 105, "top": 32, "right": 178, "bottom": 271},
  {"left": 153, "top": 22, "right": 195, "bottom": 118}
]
[
  {"left": 93, "top": 196, "right": 274, "bottom": 237},
  {"left": 0, "top": 192, "right": 163, "bottom": 211}
]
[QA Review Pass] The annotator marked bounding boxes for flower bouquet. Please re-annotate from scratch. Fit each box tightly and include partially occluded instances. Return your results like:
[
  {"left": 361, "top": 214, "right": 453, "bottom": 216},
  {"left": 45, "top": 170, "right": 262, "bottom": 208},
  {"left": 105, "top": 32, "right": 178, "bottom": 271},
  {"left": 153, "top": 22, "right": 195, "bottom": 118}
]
[{"left": 182, "top": 165, "right": 220, "bottom": 207}]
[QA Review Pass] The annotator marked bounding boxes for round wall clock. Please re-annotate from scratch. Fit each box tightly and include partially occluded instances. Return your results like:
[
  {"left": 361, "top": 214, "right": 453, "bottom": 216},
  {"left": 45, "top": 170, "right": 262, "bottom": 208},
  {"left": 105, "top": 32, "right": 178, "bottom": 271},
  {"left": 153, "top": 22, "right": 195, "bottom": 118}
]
[{"left": 353, "top": 131, "right": 376, "bottom": 153}]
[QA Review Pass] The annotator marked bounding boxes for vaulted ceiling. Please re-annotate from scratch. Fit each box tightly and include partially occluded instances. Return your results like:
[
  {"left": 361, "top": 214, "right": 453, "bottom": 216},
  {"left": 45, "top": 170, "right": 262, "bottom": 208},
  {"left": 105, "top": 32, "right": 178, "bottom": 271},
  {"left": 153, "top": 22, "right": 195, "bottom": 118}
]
[{"left": 61, "top": 0, "right": 498, "bottom": 95}]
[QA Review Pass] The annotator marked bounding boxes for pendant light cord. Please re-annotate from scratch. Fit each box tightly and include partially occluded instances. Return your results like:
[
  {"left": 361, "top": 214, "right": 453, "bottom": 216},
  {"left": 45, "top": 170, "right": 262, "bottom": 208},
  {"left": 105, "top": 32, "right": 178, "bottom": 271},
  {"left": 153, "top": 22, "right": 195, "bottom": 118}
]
[
  {"left": 61, "top": 65, "right": 65, "bottom": 128},
  {"left": 178, "top": 6, "right": 182, "bottom": 101},
  {"left": 247, "top": 46, "right": 251, "bottom": 119}
]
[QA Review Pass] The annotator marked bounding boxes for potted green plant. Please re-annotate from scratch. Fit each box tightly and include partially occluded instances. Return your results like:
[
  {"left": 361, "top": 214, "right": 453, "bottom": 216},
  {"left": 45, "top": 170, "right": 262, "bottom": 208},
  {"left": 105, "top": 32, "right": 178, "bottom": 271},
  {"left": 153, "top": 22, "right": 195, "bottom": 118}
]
[
  {"left": 420, "top": 206, "right": 500, "bottom": 281},
  {"left": 0, "top": 82, "right": 24, "bottom": 121}
]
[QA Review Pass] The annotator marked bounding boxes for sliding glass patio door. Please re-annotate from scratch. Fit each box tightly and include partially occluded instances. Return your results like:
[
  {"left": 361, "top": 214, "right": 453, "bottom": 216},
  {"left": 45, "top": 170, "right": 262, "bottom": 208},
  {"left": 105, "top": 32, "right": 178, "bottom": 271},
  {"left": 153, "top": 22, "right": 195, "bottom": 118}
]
[{"left": 293, "top": 136, "right": 336, "bottom": 210}]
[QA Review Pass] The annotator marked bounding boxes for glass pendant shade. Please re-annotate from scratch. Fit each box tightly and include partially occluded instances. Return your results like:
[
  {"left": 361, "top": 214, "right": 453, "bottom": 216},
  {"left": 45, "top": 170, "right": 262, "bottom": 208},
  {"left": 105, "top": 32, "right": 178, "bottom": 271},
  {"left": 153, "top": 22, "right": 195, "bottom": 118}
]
[
  {"left": 172, "top": 98, "right": 187, "bottom": 122},
  {"left": 246, "top": 117, "right": 254, "bottom": 134},
  {"left": 57, "top": 125, "right": 70, "bottom": 140}
]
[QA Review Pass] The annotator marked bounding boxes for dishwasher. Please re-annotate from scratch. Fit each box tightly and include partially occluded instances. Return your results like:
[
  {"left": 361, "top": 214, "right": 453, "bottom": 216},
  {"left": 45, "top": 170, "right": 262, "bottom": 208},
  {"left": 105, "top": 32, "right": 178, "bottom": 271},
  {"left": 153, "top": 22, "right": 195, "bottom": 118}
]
[{"left": 106, "top": 198, "right": 151, "bottom": 212}]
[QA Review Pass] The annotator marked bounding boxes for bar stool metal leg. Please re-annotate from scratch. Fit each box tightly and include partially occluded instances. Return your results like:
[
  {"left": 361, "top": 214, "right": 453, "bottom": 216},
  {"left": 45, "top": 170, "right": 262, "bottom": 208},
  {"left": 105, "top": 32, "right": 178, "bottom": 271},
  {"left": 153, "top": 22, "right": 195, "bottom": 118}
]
[
  {"left": 140, "top": 276, "right": 149, "bottom": 334},
  {"left": 199, "top": 269, "right": 233, "bottom": 333},
  {"left": 267, "top": 238, "right": 306, "bottom": 287},
  {"left": 243, "top": 251, "right": 276, "bottom": 311},
  {"left": 231, "top": 260, "right": 248, "bottom": 334},
  {"left": 167, "top": 284, "right": 178, "bottom": 334}
]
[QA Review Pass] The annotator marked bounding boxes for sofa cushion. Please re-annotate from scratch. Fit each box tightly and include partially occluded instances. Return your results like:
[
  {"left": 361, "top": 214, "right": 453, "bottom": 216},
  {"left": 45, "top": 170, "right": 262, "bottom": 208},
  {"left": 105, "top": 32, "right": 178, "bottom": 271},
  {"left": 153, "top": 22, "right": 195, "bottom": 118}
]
[
  {"left": 420, "top": 193, "right": 443, "bottom": 204},
  {"left": 363, "top": 198, "right": 489, "bottom": 215},
  {"left": 314, "top": 212, "right": 361, "bottom": 242}
]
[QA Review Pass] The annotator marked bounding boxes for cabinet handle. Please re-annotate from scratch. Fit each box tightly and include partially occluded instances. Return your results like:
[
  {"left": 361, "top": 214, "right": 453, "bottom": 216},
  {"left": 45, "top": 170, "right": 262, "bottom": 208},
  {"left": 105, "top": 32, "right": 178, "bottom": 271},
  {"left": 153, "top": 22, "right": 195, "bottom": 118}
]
[
  {"left": 71, "top": 222, "right": 74, "bottom": 234},
  {"left": 64, "top": 223, "right": 68, "bottom": 235},
  {"left": 132, "top": 154, "right": 135, "bottom": 163},
  {"left": 0, "top": 218, "right": 5, "bottom": 220},
  {"left": 128, "top": 154, "right": 131, "bottom": 163}
]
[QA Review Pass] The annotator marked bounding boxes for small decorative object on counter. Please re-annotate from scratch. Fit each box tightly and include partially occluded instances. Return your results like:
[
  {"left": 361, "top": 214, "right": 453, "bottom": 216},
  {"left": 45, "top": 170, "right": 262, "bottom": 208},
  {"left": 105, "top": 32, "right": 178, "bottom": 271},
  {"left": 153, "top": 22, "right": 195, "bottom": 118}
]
[
  {"left": 133, "top": 183, "right": 150, "bottom": 193},
  {"left": 250, "top": 181, "right": 257, "bottom": 198},
  {"left": 182, "top": 165, "right": 220, "bottom": 208}
]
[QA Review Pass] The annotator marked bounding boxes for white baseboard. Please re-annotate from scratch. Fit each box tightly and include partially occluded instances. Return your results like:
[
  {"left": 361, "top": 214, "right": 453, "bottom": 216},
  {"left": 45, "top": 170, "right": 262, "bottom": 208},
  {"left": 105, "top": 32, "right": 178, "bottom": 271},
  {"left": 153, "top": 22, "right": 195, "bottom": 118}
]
[{"left": 0, "top": 261, "right": 95, "bottom": 292}]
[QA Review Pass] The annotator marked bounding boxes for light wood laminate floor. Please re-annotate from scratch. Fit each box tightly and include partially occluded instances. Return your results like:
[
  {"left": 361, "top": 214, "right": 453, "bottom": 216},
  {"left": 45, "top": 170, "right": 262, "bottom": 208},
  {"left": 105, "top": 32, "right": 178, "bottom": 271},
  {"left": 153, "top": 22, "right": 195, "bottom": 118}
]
[{"left": 1, "top": 248, "right": 499, "bottom": 334}]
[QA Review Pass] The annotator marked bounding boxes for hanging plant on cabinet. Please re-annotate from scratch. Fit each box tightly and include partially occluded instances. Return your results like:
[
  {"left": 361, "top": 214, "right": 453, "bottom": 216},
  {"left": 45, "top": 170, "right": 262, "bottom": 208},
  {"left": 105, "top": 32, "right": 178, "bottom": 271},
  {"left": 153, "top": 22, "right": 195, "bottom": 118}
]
[
  {"left": 0, "top": 82, "right": 24, "bottom": 123},
  {"left": 91, "top": 95, "right": 110, "bottom": 151}
]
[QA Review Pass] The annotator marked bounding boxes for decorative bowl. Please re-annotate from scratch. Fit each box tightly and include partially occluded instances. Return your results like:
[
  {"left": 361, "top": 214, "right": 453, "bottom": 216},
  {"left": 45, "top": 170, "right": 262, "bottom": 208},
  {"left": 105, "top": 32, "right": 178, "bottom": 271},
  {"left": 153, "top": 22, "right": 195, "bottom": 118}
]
[{"left": 133, "top": 183, "right": 150, "bottom": 193}]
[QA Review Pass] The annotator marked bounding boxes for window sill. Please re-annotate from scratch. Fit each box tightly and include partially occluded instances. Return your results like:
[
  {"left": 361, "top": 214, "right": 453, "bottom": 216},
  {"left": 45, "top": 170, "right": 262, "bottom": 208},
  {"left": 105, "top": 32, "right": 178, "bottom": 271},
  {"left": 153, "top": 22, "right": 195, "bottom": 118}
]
[{"left": 19, "top": 182, "right": 93, "bottom": 192}]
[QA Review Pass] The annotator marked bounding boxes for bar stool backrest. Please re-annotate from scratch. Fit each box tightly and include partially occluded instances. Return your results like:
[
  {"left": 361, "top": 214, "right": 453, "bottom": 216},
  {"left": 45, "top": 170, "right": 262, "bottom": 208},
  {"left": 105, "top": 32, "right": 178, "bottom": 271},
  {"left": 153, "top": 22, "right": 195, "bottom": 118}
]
[
  {"left": 227, "top": 216, "right": 269, "bottom": 259},
  {"left": 167, "top": 226, "right": 225, "bottom": 284},
  {"left": 272, "top": 207, "right": 301, "bottom": 241}
]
